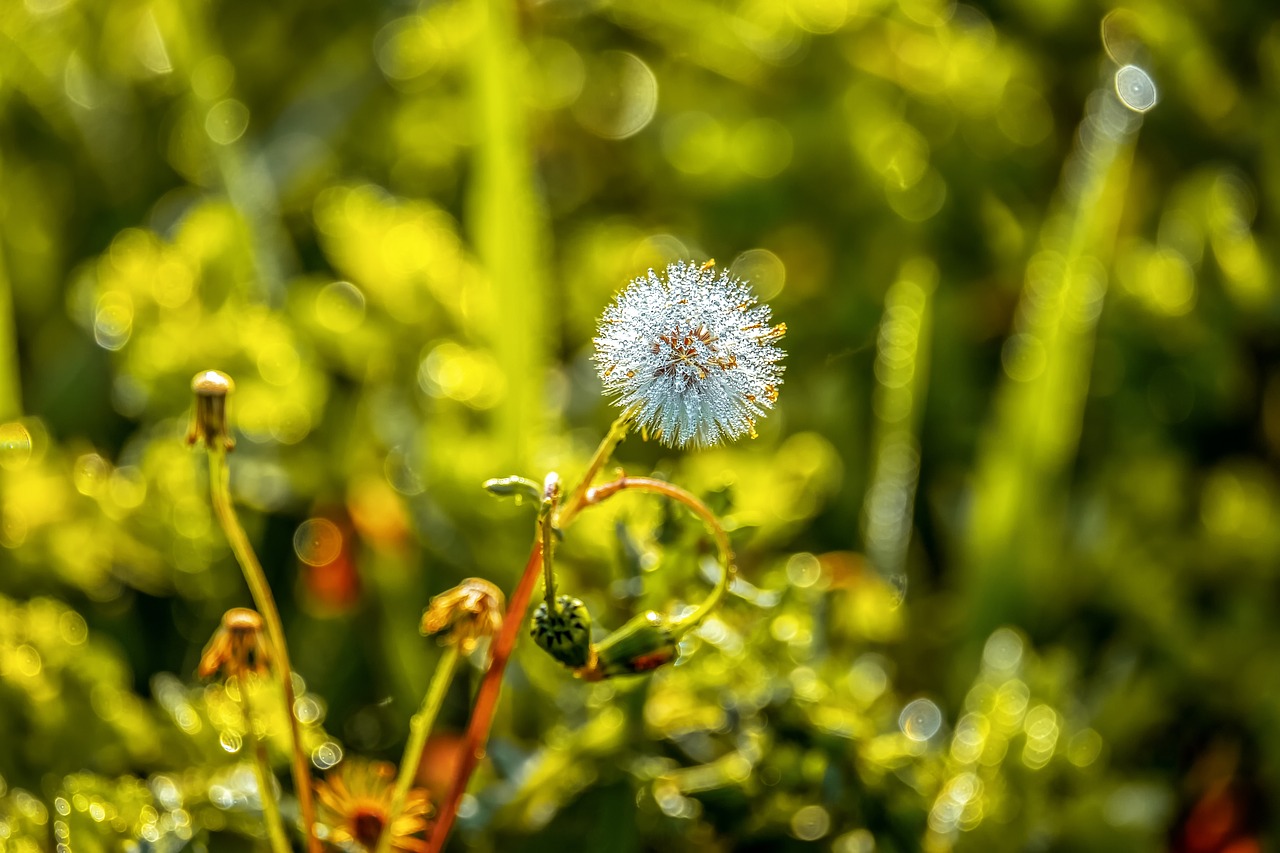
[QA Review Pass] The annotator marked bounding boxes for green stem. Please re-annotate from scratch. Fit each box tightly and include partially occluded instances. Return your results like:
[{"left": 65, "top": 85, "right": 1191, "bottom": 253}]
[
  {"left": 207, "top": 448, "right": 319, "bottom": 853},
  {"left": 241, "top": 675, "right": 292, "bottom": 853},
  {"left": 377, "top": 645, "right": 460, "bottom": 853},
  {"left": 0, "top": 165, "right": 21, "bottom": 421},
  {"left": 426, "top": 545, "right": 543, "bottom": 853},
  {"left": 557, "top": 413, "right": 631, "bottom": 528},
  {"left": 540, "top": 507, "right": 556, "bottom": 609},
  {"left": 584, "top": 476, "right": 734, "bottom": 635}
]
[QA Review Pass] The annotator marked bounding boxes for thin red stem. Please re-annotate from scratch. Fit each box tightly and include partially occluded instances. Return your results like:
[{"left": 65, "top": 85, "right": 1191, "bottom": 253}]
[{"left": 426, "top": 542, "right": 544, "bottom": 852}]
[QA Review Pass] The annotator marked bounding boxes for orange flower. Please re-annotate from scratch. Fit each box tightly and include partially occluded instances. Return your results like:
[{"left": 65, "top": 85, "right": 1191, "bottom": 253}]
[
  {"left": 198, "top": 608, "right": 270, "bottom": 679},
  {"left": 420, "top": 578, "right": 504, "bottom": 654},
  {"left": 315, "top": 759, "right": 432, "bottom": 852}
]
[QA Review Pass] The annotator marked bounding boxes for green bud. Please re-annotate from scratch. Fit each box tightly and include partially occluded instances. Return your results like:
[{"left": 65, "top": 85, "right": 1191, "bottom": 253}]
[
  {"left": 483, "top": 476, "right": 542, "bottom": 504},
  {"left": 531, "top": 595, "right": 593, "bottom": 669},
  {"left": 580, "top": 610, "right": 677, "bottom": 681}
]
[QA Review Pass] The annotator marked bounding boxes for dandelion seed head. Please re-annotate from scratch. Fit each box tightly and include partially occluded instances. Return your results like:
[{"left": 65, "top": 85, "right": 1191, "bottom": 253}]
[{"left": 593, "top": 261, "right": 786, "bottom": 448}]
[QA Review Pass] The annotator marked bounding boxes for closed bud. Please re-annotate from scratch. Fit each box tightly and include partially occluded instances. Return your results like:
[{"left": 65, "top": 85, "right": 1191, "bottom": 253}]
[
  {"left": 531, "top": 595, "right": 592, "bottom": 669},
  {"left": 421, "top": 578, "right": 505, "bottom": 654},
  {"left": 578, "top": 610, "right": 677, "bottom": 681},
  {"left": 482, "top": 476, "right": 542, "bottom": 503},
  {"left": 199, "top": 607, "right": 269, "bottom": 679},
  {"left": 187, "top": 369, "right": 236, "bottom": 451}
]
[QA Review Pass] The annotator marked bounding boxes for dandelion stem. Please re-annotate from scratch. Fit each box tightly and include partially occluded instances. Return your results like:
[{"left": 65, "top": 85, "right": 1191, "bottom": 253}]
[
  {"left": 378, "top": 645, "right": 460, "bottom": 853},
  {"left": 558, "top": 412, "right": 631, "bottom": 528},
  {"left": 240, "top": 675, "right": 292, "bottom": 853},
  {"left": 584, "top": 476, "right": 735, "bottom": 634},
  {"left": 207, "top": 447, "right": 319, "bottom": 853},
  {"left": 540, "top": 507, "right": 557, "bottom": 609},
  {"left": 426, "top": 542, "right": 544, "bottom": 853},
  {"left": 0, "top": 209, "right": 20, "bottom": 421}
]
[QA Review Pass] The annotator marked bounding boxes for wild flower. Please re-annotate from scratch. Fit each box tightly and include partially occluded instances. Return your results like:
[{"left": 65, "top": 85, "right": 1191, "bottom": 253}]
[
  {"left": 315, "top": 759, "right": 432, "bottom": 853},
  {"left": 420, "top": 578, "right": 505, "bottom": 654},
  {"left": 593, "top": 261, "right": 786, "bottom": 448},
  {"left": 198, "top": 607, "right": 270, "bottom": 679}
]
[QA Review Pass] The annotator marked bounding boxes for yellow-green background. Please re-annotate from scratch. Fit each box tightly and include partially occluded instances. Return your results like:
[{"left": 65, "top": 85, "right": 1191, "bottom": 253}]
[{"left": 0, "top": 0, "right": 1278, "bottom": 850}]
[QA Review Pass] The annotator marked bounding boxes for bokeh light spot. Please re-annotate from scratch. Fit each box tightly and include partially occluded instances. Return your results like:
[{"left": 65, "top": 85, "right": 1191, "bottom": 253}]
[
  {"left": 294, "top": 518, "right": 343, "bottom": 567},
  {"left": 58, "top": 610, "right": 88, "bottom": 645},
  {"left": 886, "top": 168, "right": 946, "bottom": 221},
  {"left": 785, "top": 552, "right": 823, "bottom": 588},
  {"left": 900, "top": 698, "right": 943, "bottom": 741},
  {"left": 257, "top": 341, "right": 301, "bottom": 387},
  {"left": 833, "top": 828, "right": 876, "bottom": 853},
  {"left": 1067, "top": 728, "right": 1103, "bottom": 767},
  {"left": 374, "top": 16, "right": 441, "bottom": 82},
  {"left": 733, "top": 118, "right": 793, "bottom": 178},
  {"left": 573, "top": 51, "right": 658, "bottom": 140},
  {"left": 312, "top": 741, "right": 343, "bottom": 769},
  {"left": 315, "top": 281, "right": 367, "bottom": 333},
  {"left": 730, "top": 248, "right": 786, "bottom": 300},
  {"left": 1001, "top": 333, "right": 1047, "bottom": 382},
  {"left": 790, "top": 805, "right": 831, "bottom": 840},
  {"left": 191, "top": 55, "right": 235, "bottom": 100},
  {"left": 206, "top": 99, "right": 250, "bottom": 145},
  {"left": 109, "top": 467, "right": 147, "bottom": 510},
  {"left": 982, "top": 627, "right": 1024, "bottom": 672},
  {"left": 0, "top": 422, "right": 33, "bottom": 471},
  {"left": 662, "top": 112, "right": 726, "bottom": 175},
  {"left": 527, "top": 39, "right": 586, "bottom": 110},
  {"left": 1115, "top": 65, "right": 1157, "bottom": 113},
  {"left": 93, "top": 293, "right": 133, "bottom": 351}
]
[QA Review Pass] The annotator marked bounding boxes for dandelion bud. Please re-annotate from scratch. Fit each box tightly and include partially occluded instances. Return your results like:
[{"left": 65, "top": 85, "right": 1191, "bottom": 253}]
[
  {"left": 578, "top": 610, "right": 677, "bottom": 681},
  {"left": 593, "top": 261, "right": 786, "bottom": 448},
  {"left": 186, "top": 369, "right": 236, "bottom": 451},
  {"left": 482, "top": 475, "right": 542, "bottom": 503},
  {"left": 199, "top": 607, "right": 270, "bottom": 679},
  {"left": 421, "top": 578, "right": 505, "bottom": 654},
  {"left": 530, "top": 595, "right": 593, "bottom": 668}
]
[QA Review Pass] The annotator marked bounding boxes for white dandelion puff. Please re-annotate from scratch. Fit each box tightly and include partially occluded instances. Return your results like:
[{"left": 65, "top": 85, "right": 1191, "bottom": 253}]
[{"left": 592, "top": 260, "right": 786, "bottom": 448}]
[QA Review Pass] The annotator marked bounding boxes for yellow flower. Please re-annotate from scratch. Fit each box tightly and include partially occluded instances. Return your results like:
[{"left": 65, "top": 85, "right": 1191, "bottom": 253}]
[
  {"left": 198, "top": 607, "right": 270, "bottom": 679},
  {"left": 420, "top": 578, "right": 505, "bottom": 654},
  {"left": 315, "top": 759, "right": 432, "bottom": 852}
]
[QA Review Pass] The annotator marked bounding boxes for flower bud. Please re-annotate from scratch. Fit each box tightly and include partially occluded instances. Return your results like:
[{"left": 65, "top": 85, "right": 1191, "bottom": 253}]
[
  {"left": 199, "top": 607, "right": 269, "bottom": 679},
  {"left": 421, "top": 578, "right": 505, "bottom": 654},
  {"left": 530, "top": 595, "right": 593, "bottom": 668},
  {"left": 578, "top": 610, "right": 677, "bottom": 681},
  {"left": 187, "top": 369, "right": 236, "bottom": 451}
]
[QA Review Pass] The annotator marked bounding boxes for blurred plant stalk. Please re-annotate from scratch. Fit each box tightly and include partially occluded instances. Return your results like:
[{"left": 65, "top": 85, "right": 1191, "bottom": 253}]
[
  {"left": 468, "top": 0, "right": 550, "bottom": 471},
  {"left": 376, "top": 645, "right": 458, "bottom": 853},
  {"left": 862, "top": 259, "right": 937, "bottom": 605},
  {"left": 241, "top": 676, "right": 293, "bottom": 853},
  {"left": 0, "top": 162, "right": 19, "bottom": 421},
  {"left": 190, "top": 371, "right": 320, "bottom": 853},
  {"left": 963, "top": 62, "right": 1155, "bottom": 636}
]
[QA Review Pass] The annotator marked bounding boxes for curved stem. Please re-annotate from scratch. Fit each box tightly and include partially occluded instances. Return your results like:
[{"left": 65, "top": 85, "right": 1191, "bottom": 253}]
[
  {"left": 241, "top": 676, "right": 292, "bottom": 853},
  {"left": 208, "top": 448, "right": 319, "bottom": 853},
  {"left": 557, "top": 413, "right": 631, "bottom": 528},
  {"left": 426, "top": 543, "right": 544, "bottom": 853},
  {"left": 377, "top": 645, "right": 460, "bottom": 853},
  {"left": 585, "top": 476, "right": 735, "bottom": 634}
]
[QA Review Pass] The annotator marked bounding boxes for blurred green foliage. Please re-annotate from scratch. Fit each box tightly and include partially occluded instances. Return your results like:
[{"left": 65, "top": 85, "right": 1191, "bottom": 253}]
[{"left": 1, "top": 0, "right": 1279, "bottom": 850}]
